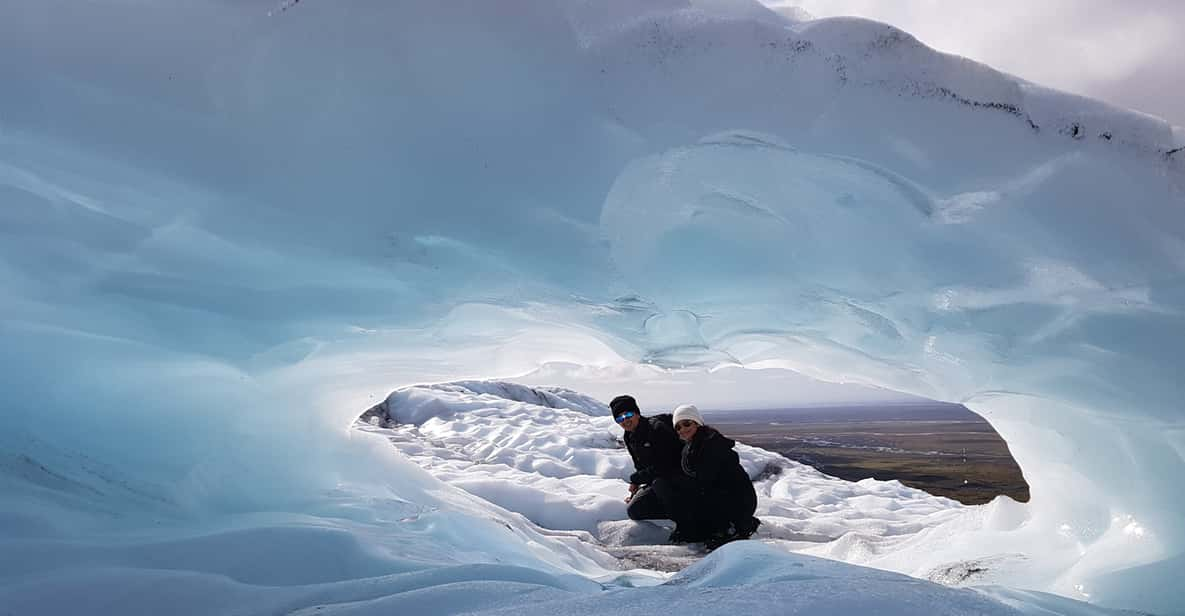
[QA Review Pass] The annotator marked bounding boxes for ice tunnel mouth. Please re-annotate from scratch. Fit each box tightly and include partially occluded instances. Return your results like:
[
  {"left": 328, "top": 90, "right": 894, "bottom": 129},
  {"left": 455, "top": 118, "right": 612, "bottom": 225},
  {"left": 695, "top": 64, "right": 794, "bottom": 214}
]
[
  {"left": 330, "top": 298, "right": 1171, "bottom": 607},
  {"left": 359, "top": 366, "right": 1031, "bottom": 507}
]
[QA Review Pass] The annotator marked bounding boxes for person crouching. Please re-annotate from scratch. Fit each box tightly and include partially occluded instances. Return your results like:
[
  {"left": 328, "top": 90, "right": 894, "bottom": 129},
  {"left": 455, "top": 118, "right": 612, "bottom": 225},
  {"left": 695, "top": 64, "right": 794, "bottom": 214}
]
[
  {"left": 611, "top": 395, "right": 703, "bottom": 542},
  {"left": 672, "top": 404, "right": 761, "bottom": 549}
]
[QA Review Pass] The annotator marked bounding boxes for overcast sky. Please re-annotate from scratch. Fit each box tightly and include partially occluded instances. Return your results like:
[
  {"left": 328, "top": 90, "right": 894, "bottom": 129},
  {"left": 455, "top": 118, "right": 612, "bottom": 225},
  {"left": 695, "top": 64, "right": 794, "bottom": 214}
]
[
  {"left": 769, "top": 0, "right": 1185, "bottom": 127},
  {"left": 517, "top": 362, "right": 928, "bottom": 411}
]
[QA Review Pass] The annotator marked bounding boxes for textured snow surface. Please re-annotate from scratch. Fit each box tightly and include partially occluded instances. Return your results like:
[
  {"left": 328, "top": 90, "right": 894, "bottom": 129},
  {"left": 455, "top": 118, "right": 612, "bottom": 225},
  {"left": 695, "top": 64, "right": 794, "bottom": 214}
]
[
  {"left": 2, "top": 0, "right": 1183, "bottom": 614},
  {"left": 360, "top": 381, "right": 965, "bottom": 543}
]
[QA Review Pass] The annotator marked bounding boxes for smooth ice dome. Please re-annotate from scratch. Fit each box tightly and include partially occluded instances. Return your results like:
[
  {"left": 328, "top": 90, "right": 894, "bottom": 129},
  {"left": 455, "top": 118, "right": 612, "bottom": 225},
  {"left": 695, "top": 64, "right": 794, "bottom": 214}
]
[{"left": 1, "top": 0, "right": 1183, "bottom": 614}]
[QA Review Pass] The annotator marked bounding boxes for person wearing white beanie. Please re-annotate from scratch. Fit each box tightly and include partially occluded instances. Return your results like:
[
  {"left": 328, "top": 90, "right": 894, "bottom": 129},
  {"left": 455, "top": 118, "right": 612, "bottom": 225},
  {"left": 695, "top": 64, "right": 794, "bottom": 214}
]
[
  {"left": 671, "top": 404, "right": 704, "bottom": 437},
  {"left": 672, "top": 403, "right": 761, "bottom": 550}
]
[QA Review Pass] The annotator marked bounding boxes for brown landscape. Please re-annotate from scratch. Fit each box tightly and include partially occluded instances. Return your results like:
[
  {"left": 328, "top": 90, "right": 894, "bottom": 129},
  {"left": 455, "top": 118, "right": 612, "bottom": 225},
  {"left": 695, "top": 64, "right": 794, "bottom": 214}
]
[{"left": 705, "top": 403, "right": 1029, "bottom": 505}]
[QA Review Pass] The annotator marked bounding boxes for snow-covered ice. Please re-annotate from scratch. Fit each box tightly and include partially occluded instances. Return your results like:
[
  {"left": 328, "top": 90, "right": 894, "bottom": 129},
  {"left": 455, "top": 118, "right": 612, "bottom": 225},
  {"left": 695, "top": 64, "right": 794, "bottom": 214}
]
[
  {"left": 2, "top": 0, "right": 1183, "bottom": 614},
  {"left": 359, "top": 381, "right": 966, "bottom": 550}
]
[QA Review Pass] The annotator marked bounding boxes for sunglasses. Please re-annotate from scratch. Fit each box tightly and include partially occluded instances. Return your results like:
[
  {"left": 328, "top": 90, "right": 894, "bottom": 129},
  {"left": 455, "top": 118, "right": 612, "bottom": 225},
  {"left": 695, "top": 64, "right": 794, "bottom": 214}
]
[
  {"left": 675, "top": 420, "right": 698, "bottom": 429},
  {"left": 613, "top": 411, "right": 637, "bottom": 424}
]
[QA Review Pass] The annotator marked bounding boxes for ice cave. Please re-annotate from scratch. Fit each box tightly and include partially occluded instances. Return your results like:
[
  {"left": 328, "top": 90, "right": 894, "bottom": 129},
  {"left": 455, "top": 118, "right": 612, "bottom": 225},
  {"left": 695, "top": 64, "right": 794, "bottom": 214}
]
[{"left": 1, "top": 1, "right": 1182, "bottom": 614}]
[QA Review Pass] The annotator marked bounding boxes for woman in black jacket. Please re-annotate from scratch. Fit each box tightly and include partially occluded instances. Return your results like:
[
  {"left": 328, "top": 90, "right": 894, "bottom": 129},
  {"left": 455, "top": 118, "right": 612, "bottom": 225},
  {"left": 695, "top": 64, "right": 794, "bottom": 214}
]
[{"left": 672, "top": 404, "right": 761, "bottom": 549}]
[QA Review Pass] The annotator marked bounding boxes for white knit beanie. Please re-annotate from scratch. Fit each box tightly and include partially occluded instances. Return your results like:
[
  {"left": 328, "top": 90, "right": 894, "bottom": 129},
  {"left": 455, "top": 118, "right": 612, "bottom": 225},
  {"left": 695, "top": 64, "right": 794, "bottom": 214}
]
[{"left": 672, "top": 404, "right": 704, "bottom": 426}]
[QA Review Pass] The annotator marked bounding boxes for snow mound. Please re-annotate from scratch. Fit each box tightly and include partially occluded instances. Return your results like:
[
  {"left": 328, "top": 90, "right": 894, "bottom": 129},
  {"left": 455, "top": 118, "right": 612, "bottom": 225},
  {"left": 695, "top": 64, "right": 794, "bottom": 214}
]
[{"left": 371, "top": 381, "right": 610, "bottom": 426}]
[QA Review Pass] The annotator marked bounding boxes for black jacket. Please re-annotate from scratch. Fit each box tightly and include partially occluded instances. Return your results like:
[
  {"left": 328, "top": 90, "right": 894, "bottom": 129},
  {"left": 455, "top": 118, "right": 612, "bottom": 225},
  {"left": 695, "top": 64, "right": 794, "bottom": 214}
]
[
  {"left": 623, "top": 413, "right": 683, "bottom": 485},
  {"left": 680, "top": 426, "right": 753, "bottom": 497}
]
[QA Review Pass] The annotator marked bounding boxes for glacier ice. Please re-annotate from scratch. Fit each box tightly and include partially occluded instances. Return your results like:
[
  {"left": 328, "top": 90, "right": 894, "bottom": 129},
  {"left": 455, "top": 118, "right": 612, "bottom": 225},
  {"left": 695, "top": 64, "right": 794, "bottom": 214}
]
[{"left": 1, "top": 0, "right": 1183, "bottom": 614}]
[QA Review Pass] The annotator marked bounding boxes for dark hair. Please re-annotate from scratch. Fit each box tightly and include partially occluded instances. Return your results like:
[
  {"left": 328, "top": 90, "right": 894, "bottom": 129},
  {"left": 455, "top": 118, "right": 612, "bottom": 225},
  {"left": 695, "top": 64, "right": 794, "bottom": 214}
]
[{"left": 609, "top": 394, "right": 640, "bottom": 417}]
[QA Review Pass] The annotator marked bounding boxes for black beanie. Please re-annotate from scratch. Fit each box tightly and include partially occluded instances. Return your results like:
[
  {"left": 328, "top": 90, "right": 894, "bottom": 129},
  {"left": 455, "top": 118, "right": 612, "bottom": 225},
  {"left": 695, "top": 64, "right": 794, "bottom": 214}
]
[{"left": 609, "top": 395, "right": 640, "bottom": 417}]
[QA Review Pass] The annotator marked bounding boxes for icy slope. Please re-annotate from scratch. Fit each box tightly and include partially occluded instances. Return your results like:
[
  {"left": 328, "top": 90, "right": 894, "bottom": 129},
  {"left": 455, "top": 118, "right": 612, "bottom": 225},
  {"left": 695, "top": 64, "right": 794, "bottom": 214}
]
[{"left": 1, "top": 0, "right": 1183, "bottom": 613}]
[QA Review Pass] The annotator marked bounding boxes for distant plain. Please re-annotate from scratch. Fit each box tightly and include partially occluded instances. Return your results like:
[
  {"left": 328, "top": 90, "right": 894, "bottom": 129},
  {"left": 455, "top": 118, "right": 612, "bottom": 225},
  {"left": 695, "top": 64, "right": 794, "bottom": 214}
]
[{"left": 706, "top": 403, "right": 1030, "bottom": 505}]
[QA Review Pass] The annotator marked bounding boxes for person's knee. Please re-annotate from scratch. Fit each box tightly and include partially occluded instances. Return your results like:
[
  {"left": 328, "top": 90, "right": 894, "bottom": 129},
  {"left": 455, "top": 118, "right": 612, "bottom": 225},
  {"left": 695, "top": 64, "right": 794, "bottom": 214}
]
[
  {"left": 651, "top": 477, "right": 692, "bottom": 505},
  {"left": 649, "top": 477, "right": 672, "bottom": 499}
]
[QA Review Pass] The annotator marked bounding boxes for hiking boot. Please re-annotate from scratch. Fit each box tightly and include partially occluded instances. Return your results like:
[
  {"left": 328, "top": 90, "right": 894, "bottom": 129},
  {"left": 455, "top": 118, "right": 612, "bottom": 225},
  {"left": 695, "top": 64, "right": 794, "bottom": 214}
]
[
  {"left": 735, "top": 516, "right": 762, "bottom": 539},
  {"left": 705, "top": 519, "right": 761, "bottom": 551},
  {"left": 704, "top": 530, "right": 736, "bottom": 551}
]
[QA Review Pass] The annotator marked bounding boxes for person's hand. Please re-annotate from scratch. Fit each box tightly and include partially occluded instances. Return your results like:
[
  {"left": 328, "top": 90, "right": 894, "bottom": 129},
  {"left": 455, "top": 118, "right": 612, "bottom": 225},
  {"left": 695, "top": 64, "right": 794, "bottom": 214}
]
[{"left": 625, "top": 482, "right": 639, "bottom": 503}]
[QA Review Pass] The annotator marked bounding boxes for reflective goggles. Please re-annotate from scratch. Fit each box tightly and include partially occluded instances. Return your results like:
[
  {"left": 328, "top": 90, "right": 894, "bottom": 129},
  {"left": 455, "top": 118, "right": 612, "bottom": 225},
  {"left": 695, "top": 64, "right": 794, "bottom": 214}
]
[{"left": 613, "top": 411, "right": 637, "bottom": 424}]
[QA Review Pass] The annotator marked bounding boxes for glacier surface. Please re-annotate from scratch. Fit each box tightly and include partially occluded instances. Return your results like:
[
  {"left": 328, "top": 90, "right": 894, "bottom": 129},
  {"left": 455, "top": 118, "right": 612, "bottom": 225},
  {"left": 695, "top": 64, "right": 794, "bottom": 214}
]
[{"left": 1, "top": 0, "right": 1183, "bottom": 614}]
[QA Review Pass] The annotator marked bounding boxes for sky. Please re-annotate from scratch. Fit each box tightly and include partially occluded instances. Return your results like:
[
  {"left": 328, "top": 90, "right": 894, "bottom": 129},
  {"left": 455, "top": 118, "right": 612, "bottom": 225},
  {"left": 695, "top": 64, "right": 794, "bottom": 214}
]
[
  {"left": 768, "top": 0, "right": 1185, "bottom": 127},
  {"left": 517, "top": 363, "right": 928, "bottom": 411}
]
